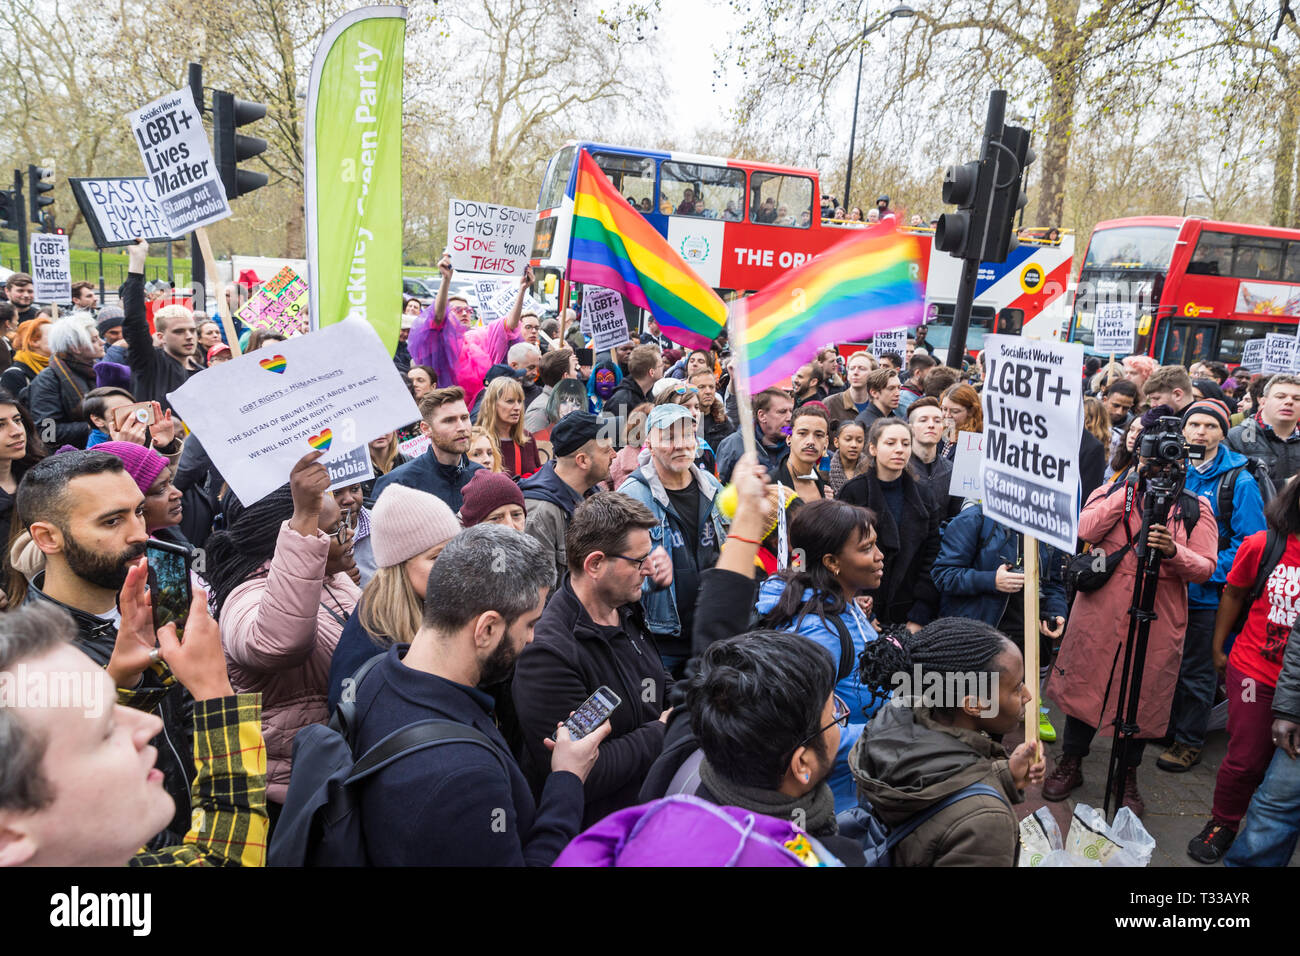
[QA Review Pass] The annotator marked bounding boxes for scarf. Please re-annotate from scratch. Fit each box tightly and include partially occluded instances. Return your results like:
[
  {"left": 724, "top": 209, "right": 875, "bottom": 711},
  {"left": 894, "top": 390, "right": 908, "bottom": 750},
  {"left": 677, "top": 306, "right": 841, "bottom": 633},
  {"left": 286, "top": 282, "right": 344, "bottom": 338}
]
[
  {"left": 14, "top": 350, "right": 48, "bottom": 375},
  {"left": 828, "top": 451, "right": 868, "bottom": 493},
  {"left": 698, "top": 757, "right": 838, "bottom": 837},
  {"left": 52, "top": 354, "right": 94, "bottom": 400}
]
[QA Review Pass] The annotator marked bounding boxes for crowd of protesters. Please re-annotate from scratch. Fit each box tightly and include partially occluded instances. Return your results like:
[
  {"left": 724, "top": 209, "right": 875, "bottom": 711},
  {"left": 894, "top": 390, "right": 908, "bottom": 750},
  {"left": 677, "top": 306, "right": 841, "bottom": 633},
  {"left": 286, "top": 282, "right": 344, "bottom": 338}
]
[{"left": 1, "top": 246, "right": 1300, "bottom": 869}]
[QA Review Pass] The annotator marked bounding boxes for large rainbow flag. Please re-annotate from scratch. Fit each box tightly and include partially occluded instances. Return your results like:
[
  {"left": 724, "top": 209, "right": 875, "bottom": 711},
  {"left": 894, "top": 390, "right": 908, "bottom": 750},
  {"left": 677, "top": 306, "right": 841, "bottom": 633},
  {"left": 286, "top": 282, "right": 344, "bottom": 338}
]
[
  {"left": 736, "top": 225, "right": 925, "bottom": 393},
  {"left": 568, "top": 149, "right": 727, "bottom": 351}
]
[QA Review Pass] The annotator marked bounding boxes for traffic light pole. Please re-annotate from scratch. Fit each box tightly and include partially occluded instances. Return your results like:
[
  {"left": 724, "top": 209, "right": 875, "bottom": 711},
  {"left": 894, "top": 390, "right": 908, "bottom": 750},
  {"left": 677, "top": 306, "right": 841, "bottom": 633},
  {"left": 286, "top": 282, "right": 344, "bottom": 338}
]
[
  {"left": 945, "top": 91, "right": 1007, "bottom": 369},
  {"left": 12, "top": 170, "right": 29, "bottom": 274},
  {"left": 188, "top": 62, "right": 206, "bottom": 314}
]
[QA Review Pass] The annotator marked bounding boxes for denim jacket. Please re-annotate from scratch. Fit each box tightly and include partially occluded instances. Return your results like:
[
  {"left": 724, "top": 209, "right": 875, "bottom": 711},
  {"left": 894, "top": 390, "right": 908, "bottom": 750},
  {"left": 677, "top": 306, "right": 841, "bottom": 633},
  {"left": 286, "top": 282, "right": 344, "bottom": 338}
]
[{"left": 617, "top": 454, "right": 728, "bottom": 636}]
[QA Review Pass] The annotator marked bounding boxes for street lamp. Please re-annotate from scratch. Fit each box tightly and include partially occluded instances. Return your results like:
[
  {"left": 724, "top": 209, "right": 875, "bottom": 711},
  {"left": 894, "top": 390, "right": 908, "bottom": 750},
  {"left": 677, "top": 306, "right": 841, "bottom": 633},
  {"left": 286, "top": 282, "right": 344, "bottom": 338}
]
[
  {"left": 843, "top": 4, "right": 915, "bottom": 210},
  {"left": 1182, "top": 192, "right": 1209, "bottom": 217}
]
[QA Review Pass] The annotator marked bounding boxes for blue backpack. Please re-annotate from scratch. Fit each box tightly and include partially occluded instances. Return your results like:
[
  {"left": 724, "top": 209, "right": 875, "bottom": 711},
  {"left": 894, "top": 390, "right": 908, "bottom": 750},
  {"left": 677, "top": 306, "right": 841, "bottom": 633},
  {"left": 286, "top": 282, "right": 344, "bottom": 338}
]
[
  {"left": 835, "top": 783, "right": 1010, "bottom": 866},
  {"left": 267, "top": 651, "right": 508, "bottom": 867}
]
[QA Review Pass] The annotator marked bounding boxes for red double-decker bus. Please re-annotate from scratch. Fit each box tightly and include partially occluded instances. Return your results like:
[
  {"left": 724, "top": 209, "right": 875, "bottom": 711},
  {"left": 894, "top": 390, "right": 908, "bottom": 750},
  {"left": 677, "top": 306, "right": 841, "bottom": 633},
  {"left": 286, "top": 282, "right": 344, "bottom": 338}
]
[{"left": 1067, "top": 215, "right": 1300, "bottom": 365}]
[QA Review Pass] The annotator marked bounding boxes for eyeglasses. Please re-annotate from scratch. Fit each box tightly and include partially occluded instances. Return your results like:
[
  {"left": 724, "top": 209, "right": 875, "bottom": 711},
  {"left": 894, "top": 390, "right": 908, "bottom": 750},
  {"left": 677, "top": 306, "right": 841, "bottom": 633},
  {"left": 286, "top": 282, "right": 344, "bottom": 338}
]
[
  {"left": 608, "top": 551, "right": 652, "bottom": 572},
  {"left": 792, "top": 695, "right": 851, "bottom": 752},
  {"left": 326, "top": 508, "right": 359, "bottom": 545}
]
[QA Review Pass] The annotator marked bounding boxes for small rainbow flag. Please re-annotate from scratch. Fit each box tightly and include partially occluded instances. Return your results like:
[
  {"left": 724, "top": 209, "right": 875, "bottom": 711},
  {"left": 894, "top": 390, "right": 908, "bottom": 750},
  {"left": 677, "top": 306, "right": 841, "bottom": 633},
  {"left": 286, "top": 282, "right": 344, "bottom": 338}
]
[
  {"left": 736, "top": 225, "right": 925, "bottom": 394},
  {"left": 568, "top": 149, "right": 726, "bottom": 351}
]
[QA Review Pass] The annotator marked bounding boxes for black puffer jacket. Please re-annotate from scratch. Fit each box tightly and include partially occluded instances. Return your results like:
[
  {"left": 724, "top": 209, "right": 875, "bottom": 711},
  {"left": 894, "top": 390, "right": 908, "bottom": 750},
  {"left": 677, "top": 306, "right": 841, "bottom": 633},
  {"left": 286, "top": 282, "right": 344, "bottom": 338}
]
[{"left": 26, "top": 357, "right": 94, "bottom": 448}]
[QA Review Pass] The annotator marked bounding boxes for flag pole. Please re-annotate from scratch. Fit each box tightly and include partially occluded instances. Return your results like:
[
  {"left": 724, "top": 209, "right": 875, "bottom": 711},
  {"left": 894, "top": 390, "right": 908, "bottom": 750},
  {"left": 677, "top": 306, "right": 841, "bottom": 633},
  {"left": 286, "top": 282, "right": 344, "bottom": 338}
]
[{"left": 729, "top": 299, "right": 757, "bottom": 460}]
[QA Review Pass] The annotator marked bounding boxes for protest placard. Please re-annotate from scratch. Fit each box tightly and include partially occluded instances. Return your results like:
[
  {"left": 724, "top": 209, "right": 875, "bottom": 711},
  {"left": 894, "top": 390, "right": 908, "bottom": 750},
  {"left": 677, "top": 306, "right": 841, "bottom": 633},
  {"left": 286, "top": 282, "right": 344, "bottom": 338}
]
[
  {"left": 447, "top": 199, "right": 536, "bottom": 275},
  {"left": 474, "top": 278, "right": 513, "bottom": 324},
  {"left": 236, "top": 265, "right": 310, "bottom": 336},
  {"left": 1262, "top": 333, "right": 1298, "bottom": 376},
  {"left": 871, "top": 327, "right": 908, "bottom": 360},
  {"left": 29, "top": 234, "right": 71, "bottom": 302},
  {"left": 1242, "top": 338, "right": 1266, "bottom": 372},
  {"left": 586, "top": 287, "right": 629, "bottom": 353},
  {"left": 1092, "top": 302, "right": 1136, "bottom": 354},
  {"left": 949, "top": 431, "right": 986, "bottom": 500},
  {"left": 167, "top": 319, "right": 419, "bottom": 504},
  {"left": 127, "top": 86, "right": 230, "bottom": 234},
  {"left": 322, "top": 443, "right": 375, "bottom": 492},
  {"left": 69, "top": 178, "right": 175, "bottom": 248},
  {"left": 979, "top": 335, "right": 1084, "bottom": 554},
  {"left": 398, "top": 433, "right": 431, "bottom": 459}
]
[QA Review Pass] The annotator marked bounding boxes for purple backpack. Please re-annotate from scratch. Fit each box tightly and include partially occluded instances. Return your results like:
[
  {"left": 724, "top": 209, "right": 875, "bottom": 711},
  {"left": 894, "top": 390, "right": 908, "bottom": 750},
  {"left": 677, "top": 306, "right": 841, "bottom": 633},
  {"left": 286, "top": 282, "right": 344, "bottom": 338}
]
[{"left": 553, "top": 795, "right": 845, "bottom": 867}]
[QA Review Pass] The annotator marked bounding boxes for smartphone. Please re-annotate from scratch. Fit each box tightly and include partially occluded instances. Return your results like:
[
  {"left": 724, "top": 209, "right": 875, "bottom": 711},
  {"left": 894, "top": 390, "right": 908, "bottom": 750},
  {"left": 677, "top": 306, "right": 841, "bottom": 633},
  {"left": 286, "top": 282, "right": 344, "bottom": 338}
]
[
  {"left": 112, "top": 401, "right": 155, "bottom": 431},
  {"left": 146, "top": 539, "right": 193, "bottom": 642},
  {"left": 551, "top": 686, "right": 622, "bottom": 741},
  {"left": 576, "top": 347, "right": 595, "bottom": 366}
]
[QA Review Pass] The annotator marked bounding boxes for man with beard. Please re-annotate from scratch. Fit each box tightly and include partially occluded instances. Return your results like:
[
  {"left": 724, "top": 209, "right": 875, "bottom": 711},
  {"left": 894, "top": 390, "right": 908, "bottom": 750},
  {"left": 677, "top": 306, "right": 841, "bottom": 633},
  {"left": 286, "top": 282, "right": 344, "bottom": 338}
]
[
  {"left": 372, "top": 386, "right": 482, "bottom": 511},
  {"left": 513, "top": 492, "right": 674, "bottom": 827},
  {"left": 16, "top": 450, "right": 197, "bottom": 845},
  {"left": 352, "top": 525, "right": 607, "bottom": 866}
]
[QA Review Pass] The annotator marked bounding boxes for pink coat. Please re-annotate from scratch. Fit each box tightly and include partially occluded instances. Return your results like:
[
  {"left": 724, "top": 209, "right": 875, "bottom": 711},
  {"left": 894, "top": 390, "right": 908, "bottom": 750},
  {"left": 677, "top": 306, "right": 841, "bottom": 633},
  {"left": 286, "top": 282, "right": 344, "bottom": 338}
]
[
  {"left": 220, "top": 520, "right": 361, "bottom": 802},
  {"left": 1047, "top": 482, "right": 1216, "bottom": 739}
]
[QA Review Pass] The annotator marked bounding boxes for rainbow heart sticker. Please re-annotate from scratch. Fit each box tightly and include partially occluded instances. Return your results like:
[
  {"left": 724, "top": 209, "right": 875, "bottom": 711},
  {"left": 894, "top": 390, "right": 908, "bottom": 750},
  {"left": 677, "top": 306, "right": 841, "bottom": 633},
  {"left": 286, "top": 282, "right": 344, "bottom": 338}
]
[
  {"left": 259, "top": 355, "right": 288, "bottom": 374},
  {"left": 308, "top": 429, "right": 333, "bottom": 452}
]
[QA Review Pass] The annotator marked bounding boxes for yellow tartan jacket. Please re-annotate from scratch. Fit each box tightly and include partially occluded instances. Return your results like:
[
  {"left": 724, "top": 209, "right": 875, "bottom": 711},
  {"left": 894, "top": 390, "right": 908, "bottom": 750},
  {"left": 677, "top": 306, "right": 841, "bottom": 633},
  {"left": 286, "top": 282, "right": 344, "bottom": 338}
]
[{"left": 121, "top": 688, "right": 269, "bottom": 867}]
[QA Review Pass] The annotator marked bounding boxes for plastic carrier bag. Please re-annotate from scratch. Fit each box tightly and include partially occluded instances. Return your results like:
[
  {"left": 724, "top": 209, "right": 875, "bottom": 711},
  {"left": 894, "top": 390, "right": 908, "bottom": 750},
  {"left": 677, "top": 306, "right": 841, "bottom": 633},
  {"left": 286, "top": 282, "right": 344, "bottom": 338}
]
[{"left": 1018, "top": 804, "right": 1155, "bottom": 867}]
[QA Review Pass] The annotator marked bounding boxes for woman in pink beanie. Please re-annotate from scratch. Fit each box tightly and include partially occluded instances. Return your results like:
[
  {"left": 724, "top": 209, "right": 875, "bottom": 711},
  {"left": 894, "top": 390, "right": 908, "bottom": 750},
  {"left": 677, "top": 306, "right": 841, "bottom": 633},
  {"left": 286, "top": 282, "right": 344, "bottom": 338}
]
[
  {"left": 94, "top": 440, "right": 185, "bottom": 538},
  {"left": 326, "top": 483, "right": 463, "bottom": 710},
  {"left": 458, "top": 468, "right": 526, "bottom": 530}
]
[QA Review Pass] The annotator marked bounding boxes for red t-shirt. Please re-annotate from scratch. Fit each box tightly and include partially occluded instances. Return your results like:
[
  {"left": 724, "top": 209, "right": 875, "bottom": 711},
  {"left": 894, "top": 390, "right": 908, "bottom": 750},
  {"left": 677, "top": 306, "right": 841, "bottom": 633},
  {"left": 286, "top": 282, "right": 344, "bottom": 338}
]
[{"left": 1226, "top": 530, "right": 1300, "bottom": 687}]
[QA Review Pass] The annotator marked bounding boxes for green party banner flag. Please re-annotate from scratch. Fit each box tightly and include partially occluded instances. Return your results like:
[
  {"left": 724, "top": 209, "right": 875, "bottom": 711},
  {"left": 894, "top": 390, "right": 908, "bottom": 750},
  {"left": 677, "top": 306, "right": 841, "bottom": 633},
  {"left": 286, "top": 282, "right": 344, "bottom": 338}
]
[{"left": 305, "top": 5, "right": 406, "bottom": 352}]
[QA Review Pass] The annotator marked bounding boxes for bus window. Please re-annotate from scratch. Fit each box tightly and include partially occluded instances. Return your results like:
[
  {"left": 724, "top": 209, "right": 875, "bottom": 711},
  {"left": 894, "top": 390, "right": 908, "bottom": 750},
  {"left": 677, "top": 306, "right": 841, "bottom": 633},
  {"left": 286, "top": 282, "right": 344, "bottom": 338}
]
[
  {"left": 1284, "top": 242, "right": 1300, "bottom": 282},
  {"left": 1219, "top": 320, "right": 1297, "bottom": 361},
  {"left": 591, "top": 152, "right": 656, "bottom": 210},
  {"left": 661, "top": 161, "right": 745, "bottom": 221},
  {"left": 1083, "top": 225, "right": 1177, "bottom": 270},
  {"left": 750, "top": 172, "right": 813, "bottom": 228},
  {"left": 1232, "top": 237, "right": 1286, "bottom": 280},
  {"left": 1186, "top": 230, "right": 1233, "bottom": 276},
  {"left": 539, "top": 146, "right": 576, "bottom": 211}
]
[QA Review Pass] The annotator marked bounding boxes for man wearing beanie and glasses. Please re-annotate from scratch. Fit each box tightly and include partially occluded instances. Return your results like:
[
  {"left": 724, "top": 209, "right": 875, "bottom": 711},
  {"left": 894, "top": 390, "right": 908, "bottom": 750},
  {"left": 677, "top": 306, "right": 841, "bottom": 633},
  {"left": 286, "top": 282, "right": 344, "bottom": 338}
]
[
  {"left": 521, "top": 411, "right": 616, "bottom": 587},
  {"left": 1161, "top": 399, "right": 1266, "bottom": 785}
]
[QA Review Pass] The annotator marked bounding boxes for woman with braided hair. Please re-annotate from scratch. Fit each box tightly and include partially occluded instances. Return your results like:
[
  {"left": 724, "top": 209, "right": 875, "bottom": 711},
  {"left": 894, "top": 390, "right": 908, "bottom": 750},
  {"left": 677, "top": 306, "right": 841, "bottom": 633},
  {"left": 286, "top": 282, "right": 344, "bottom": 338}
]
[
  {"left": 850, "top": 618, "right": 1046, "bottom": 866},
  {"left": 205, "top": 451, "right": 362, "bottom": 826}
]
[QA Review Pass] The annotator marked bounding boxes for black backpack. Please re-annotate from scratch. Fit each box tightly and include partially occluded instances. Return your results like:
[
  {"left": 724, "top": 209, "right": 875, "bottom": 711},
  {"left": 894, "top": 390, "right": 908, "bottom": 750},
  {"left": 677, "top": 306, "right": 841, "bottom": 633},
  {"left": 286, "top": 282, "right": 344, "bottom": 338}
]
[
  {"left": 267, "top": 650, "right": 509, "bottom": 867},
  {"left": 1215, "top": 460, "right": 1276, "bottom": 552}
]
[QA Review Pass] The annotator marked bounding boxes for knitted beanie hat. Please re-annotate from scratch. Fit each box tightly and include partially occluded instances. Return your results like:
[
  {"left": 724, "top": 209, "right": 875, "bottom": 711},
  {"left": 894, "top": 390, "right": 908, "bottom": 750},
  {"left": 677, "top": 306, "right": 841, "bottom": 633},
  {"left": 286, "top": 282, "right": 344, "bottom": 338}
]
[
  {"left": 94, "top": 441, "right": 168, "bottom": 493},
  {"left": 1182, "top": 398, "right": 1231, "bottom": 436},
  {"left": 459, "top": 469, "right": 526, "bottom": 527},
  {"left": 371, "top": 483, "right": 461, "bottom": 569}
]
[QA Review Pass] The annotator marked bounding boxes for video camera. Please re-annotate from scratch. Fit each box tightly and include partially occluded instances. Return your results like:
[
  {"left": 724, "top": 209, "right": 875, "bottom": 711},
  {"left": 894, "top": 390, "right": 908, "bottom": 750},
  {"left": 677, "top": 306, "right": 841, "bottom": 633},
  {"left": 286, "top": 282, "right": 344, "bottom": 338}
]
[{"left": 1138, "top": 415, "right": 1204, "bottom": 478}]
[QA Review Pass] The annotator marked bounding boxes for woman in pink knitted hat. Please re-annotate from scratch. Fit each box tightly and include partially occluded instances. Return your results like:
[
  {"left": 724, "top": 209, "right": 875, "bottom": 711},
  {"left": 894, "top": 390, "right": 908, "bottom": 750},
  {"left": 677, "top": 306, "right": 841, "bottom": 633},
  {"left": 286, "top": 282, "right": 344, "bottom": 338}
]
[
  {"left": 93, "top": 440, "right": 186, "bottom": 542},
  {"left": 326, "top": 482, "right": 463, "bottom": 711}
]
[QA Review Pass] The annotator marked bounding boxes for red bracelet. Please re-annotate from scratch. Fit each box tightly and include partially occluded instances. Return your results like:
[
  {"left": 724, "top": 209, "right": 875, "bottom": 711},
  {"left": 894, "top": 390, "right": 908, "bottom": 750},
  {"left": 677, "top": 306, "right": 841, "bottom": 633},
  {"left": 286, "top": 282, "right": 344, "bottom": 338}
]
[{"left": 727, "top": 533, "right": 761, "bottom": 545}]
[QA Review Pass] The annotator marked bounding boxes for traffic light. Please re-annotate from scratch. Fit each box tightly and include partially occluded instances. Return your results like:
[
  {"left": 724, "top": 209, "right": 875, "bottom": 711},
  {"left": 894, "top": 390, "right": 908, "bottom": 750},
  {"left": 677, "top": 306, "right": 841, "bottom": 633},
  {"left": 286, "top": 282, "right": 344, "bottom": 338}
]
[
  {"left": 982, "top": 124, "right": 1035, "bottom": 263},
  {"left": 27, "top": 164, "right": 54, "bottom": 225},
  {"left": 212, "top": 89, "right": 269, "bottom": 200},
  {"left": 933, "top": 159, "right": 992, "bottom": 260},
  {"left": 0, "top": 189, "right": 18, "bottom": 232}
]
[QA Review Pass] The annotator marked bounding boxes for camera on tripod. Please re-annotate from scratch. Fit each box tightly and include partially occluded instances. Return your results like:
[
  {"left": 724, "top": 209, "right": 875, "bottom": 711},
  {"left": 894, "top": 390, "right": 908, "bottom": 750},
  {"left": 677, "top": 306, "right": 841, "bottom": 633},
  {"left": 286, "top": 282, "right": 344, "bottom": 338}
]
[{"left": 1138, "top": 416, "right": 1204, "bottom": 480}]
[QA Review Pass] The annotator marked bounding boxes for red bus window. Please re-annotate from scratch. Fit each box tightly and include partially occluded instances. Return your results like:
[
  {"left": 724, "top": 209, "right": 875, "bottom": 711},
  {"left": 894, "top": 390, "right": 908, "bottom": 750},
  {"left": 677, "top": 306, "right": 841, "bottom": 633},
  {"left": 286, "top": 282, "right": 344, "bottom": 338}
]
[
  {"left": 661, "top": 161, "right": 745, "bottom": 221},
  {"left": 750, "top": 171, "right": 813, "bottom": 228}
]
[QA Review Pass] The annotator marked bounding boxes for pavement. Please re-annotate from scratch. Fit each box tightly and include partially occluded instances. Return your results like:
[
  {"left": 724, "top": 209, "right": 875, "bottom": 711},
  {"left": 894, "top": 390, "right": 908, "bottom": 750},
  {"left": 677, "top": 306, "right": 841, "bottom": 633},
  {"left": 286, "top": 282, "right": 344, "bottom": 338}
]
[{"left": 1002, "top": 698, "right": 1300, "bottom": 867}]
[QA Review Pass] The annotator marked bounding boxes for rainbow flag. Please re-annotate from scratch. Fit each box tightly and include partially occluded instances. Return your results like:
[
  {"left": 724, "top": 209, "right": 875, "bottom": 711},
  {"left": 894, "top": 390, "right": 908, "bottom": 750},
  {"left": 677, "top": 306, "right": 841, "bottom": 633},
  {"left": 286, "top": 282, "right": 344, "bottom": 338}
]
[
  {"left": 736, "top": 225, "right": 925, "bottom": 393},
  {"left": 568, "top": 149, "right": 726, "bottom": 351}
]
